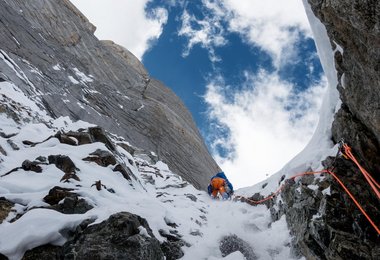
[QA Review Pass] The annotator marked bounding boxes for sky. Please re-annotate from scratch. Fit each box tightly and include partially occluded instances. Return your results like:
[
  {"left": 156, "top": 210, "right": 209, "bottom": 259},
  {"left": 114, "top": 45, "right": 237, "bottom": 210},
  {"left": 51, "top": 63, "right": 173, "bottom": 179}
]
[{"left": 70, "top": 0, "right": 327, "bottom": 189}]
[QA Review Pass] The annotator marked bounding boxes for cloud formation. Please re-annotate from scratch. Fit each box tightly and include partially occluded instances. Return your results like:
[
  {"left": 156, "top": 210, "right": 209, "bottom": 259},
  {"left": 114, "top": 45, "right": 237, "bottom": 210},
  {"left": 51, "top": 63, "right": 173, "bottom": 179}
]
[
  {"left": 70, "top": 0, "right": 168, "bottom": 60},
  {"left": 178, "top": 0, "right": 310, "bottom": 67},
  {"left": 178, "top": 9, "right": 227, "bottom": 63},
  {"left": 204, "top": 71, "right": 327, "bottom": 188}
]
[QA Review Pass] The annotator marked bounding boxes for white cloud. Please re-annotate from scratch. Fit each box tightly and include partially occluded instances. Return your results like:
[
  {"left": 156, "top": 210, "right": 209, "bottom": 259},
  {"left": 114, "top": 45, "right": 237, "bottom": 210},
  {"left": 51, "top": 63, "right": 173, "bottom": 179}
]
[
  {"left": 178, "top": 0, "right": 311, "bottom": 67},
  {"left": 70, "top": 0, "right": 168, "bottom": 60},
  {"left": 178, "top": 8, "right": 227, "bottom": 63},
  {"left": 222, "top": 0, "right": 311, "bottom": 67},
  {"left": 204, "top": 70, "right": 327, "bottom": 188}
]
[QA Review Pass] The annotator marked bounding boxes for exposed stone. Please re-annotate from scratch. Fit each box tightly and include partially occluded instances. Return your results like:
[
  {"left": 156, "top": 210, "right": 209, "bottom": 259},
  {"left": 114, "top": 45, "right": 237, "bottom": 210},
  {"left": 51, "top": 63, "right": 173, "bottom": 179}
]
[
  {"left": 88, "top": 127, "right": 116, "bottom": 151},
  {"left": 0, "top": 197, "right": 14, "bottom": 224},
  {"left": 159, "top": 229, "right": 186, "bottom": 260},
  {"left": 82, "top": 149, "right": 116, "bottom": 167},
  {"left": 0, "top": 253, "right": 8, "bottom": 260},
  {"left": 35, "top": 156, "right": 47, "bottom": 163},
  {"left": 22, "top": 244, "right": 62, "bottom": 260},
  {"left": 60, "top": 172, "right": 80, "bottom": 182},
  {"left": 54, "top": 131, "right": 78, "bottom": 146},
  {"left": 43, "top": 186, "right": 74, "bottom": 205},
  {"left": 113, "top": 164, "right": 132, "bottom": 180},
  {"left": 48, "top": 155, "right": 77, "bottom": 173},
  {"left": 277, "top": 157, "right": 380, "bottom": 259},
  {"left": 91, "top": 180, "right": 106, "bottom": 191},
  {"left": 21, "top": 160, "right": 42, "bottom": 173},
  {"left": 65, "top": 130, "right": 92, "bottom": 145},
  {"left": 185, "top": 193, "right": 197, "bottom": 202},
  {"left": 0, "top": 145, "right": 6, "bottom": 156},
  {"left": 62, "top": 212, "right": 165, "bottom": 260},
  {"left": 6, "top": 139, "right": 19, "bottom": 150},
  {"left": 43, "top": 186, "right": 92, "bottom": 214},
  {"left": 219, "top": 234, "right": 257, "bottom": 260},
  {"left": 0, "top": 0, "right": 220, "bottom": 190}
]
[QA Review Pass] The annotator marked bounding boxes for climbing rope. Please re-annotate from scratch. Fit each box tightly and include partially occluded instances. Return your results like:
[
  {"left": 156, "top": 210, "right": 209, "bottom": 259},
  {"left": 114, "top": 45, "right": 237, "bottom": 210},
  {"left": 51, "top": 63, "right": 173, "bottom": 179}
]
[
  {"left": 234, "top": 141, "right": 380, "bottom": 235},
  {"left": 341, "top": 143, "right": 380, "bottom": 199}
]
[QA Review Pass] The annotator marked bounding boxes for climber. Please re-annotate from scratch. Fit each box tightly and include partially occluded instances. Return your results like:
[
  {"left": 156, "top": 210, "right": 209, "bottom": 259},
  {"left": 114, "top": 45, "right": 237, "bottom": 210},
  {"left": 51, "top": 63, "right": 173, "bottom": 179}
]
[{"left": 207, "top": 172, "right": 234, "bottom": 200}]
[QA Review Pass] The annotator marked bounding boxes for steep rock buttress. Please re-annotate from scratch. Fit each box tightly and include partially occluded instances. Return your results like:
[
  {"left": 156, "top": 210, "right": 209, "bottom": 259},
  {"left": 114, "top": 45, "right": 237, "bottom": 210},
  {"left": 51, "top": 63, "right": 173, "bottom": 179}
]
[{"left": 0, "top": 0, "right": 219, "bottom": 190}]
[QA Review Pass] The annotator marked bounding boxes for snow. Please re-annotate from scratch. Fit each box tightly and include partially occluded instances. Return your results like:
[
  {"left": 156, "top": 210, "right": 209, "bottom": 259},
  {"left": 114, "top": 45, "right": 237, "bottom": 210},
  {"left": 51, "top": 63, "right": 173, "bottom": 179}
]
[
  {"left": 322, "top": 186, "right": 331, "bottom": 196},
  {"left": 237, "top": 1, "right": 341, "bottom": 198},
  {"left": 68, "top": 75, "right": 79, "bottom": 84},
  {"left": 52, "top": 64, "right": 63, "bottom": 71},
  {"left": 0, "top": 91, "right": 295, "bottom": 259},
  {"left": 0, "top": 3, "right": 341, "bottom": 258},
  {"left": 73, "top": 68, "right": 93, "bottom": 83},
  {"left": 0, "top": 209, "right": 85, "bottom": 260},
  {"left": 0, "top": 50, "right": 42, "bottom": 97}
]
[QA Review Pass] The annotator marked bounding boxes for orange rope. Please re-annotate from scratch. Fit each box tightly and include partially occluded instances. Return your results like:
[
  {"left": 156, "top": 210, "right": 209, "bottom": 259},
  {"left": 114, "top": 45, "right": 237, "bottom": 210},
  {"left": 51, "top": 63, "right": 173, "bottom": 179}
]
[
  {"left": 342, "top": 144, "right": 380, "bottom": 199},
  {"left": 234, "top": 170, "right": 328, "bottom": 204},
  {"left": 326, "top": 169, "right": 380, "bottom": 235},
  {"left": 235, "top": 168, "right": 380, "bottom": 235}
]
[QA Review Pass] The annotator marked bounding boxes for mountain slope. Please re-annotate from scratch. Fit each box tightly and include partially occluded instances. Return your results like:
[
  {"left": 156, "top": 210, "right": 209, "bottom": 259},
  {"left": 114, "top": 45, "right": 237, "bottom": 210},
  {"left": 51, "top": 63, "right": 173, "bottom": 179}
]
[
  {"left": 0, "top": 82, "right": 294, "bottom": 260},
  {"left": 0, "top": 0, "right": 219, "bottom": 190}
]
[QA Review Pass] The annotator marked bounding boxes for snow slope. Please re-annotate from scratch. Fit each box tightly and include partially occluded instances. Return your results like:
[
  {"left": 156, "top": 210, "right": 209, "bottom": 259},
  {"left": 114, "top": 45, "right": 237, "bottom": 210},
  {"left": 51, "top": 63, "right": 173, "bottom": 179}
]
[
  {"left": 0, "top": 82, "right": 296, "bottom": 259},
  {"left": 0, "top": 4, "right": 341, "bottom": 258}
]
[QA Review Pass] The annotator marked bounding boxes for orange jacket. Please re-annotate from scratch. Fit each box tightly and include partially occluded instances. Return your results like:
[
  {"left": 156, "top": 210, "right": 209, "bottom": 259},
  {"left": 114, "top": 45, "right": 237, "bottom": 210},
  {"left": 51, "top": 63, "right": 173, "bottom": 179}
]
[{"left": 210, "top": 177, "right": 226, "bottom": 197}]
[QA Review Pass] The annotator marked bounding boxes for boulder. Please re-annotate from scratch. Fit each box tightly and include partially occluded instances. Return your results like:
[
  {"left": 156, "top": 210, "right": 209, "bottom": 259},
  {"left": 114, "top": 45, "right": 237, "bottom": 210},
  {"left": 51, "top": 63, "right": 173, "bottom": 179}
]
[
  {"left": 48, "top": 155, "right": 77, "bottom": 173},
  {"left": 219, "top": 234, "right": 256, "bottom": 260},
  {"left": 62, "top": 212, "right": 164, "bottom": 259},
  {"left": 21, "top": 160, "right": 42, "bottom": 173},
  {"left": 43, "top": 186, "right": 92, "bottom": 214},
  {"left": 82, "top": 149, "right": 116, "bottom": 167},
  {"left": 159, "top": 229, "right": 187, "bottom": 260},
  {"left": 88, "top": 127, "right": 116, "bottom": 151},
  {"left": 278, "top": 158, "right": 380, "bottom": 259},
  {"left": 0, "top": 197, "right": 14, "bottom": 224},
  {"left": 22, "top": 244, "right": 61, "bottom": 260},
  {"left": 113, "top": 164, "right": 133, "bottom": 180}
]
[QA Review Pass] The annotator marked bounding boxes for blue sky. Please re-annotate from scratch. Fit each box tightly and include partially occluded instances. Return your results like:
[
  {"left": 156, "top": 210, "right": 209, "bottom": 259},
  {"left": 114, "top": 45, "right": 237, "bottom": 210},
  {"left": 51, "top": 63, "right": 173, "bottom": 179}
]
[{"left": 71, "top": 0, "right": 327, "bottom": 188}]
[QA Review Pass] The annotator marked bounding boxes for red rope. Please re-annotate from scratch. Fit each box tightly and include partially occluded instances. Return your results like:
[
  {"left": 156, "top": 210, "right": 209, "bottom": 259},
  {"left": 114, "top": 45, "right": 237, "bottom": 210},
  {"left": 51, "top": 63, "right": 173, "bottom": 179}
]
[
  {"left": 235, "top": 168, "right": 380, "bottom": 235},
  {"left": 342, "top": 143, "right": 380, "bottom": 199},
  {"left": 326, "top": 169, "right": 380, "bottom": 235}
]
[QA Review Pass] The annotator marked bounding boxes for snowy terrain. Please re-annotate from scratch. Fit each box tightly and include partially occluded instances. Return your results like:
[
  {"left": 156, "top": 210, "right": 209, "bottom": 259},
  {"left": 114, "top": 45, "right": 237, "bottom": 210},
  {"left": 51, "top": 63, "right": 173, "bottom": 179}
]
[
  {"left": 0, "top": 82, "right": 296, "bottom": 259},
  {"left": 0, "top": 1, "right": 343, "bottom": 258}
]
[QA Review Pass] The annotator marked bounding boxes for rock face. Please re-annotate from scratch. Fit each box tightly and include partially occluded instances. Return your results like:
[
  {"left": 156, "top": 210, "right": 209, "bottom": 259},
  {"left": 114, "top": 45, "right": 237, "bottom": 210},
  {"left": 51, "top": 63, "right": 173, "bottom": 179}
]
[
  {"left": 62, "top": 212, "right": 165, "bottom": 260},
  {"left": 219, "top": 235, "right": 257, "bottom": 260},
  {"left": 0, "top": 0, "right": 219, "bottom": 189},
  {"left": 278, "top": 1, "right": 380, "bottom": 258},
  {"left": 307, "top": 0, "right": 380, "bottom": 175}
]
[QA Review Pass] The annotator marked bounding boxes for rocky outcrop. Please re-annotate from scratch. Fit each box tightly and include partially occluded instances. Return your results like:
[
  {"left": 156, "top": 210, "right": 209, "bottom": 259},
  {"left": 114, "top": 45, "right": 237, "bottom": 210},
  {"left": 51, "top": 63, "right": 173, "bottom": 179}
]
[
  {"left": 43, "top": 186, "right": 93, "bottom": 214},
  {"left": 219, "top": 235, "right": 257, "bottom": 260},
  {"left": 0, "top": 0, "right": 219, "bottom": 189},
  {"left": 0, "top": 198, "right": 14, "bottom": 224},
  {"left": 267, "top": 1, "right": 380, "bottom": 258},
  {"left": 307, "top": 0, "right": 380, "bottom": 175},
  {"left": 62, "top": 212, "right": 165, "bottom": 260}
]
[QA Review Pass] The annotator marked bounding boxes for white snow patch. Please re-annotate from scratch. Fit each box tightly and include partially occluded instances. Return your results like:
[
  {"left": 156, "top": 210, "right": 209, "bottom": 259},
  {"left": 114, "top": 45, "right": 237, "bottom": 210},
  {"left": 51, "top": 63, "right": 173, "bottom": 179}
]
[
  {"left": 73, "top": 68, "right": 93, "bottom": 83},
  {"left": 52, "top": 64, "right": 63, "bottom": 71},
  {"left": 138, "top": 226, "right": 151, "bottom": 238},
  {"left": 307, "top": 184, "right": 319, "bottom": 191},
  {"left": 68, "top": 76, "right": 80, "bottom": 84},
  {"left": 322, "top": 186, "right": 331, "bottom": 196}
]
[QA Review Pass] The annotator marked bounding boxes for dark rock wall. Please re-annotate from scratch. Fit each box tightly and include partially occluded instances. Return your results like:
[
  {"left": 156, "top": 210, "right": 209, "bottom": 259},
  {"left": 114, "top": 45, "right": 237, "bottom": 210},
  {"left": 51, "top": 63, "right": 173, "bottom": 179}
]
[
  {"left": 308, "top": 0, "right": 380, "bottom": 176},
  {"left": 277, "top": 1, "right": 380, "bottom": 259},
  {"left": 0, "top": 0, "right": 220, "bottom": 189}
]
